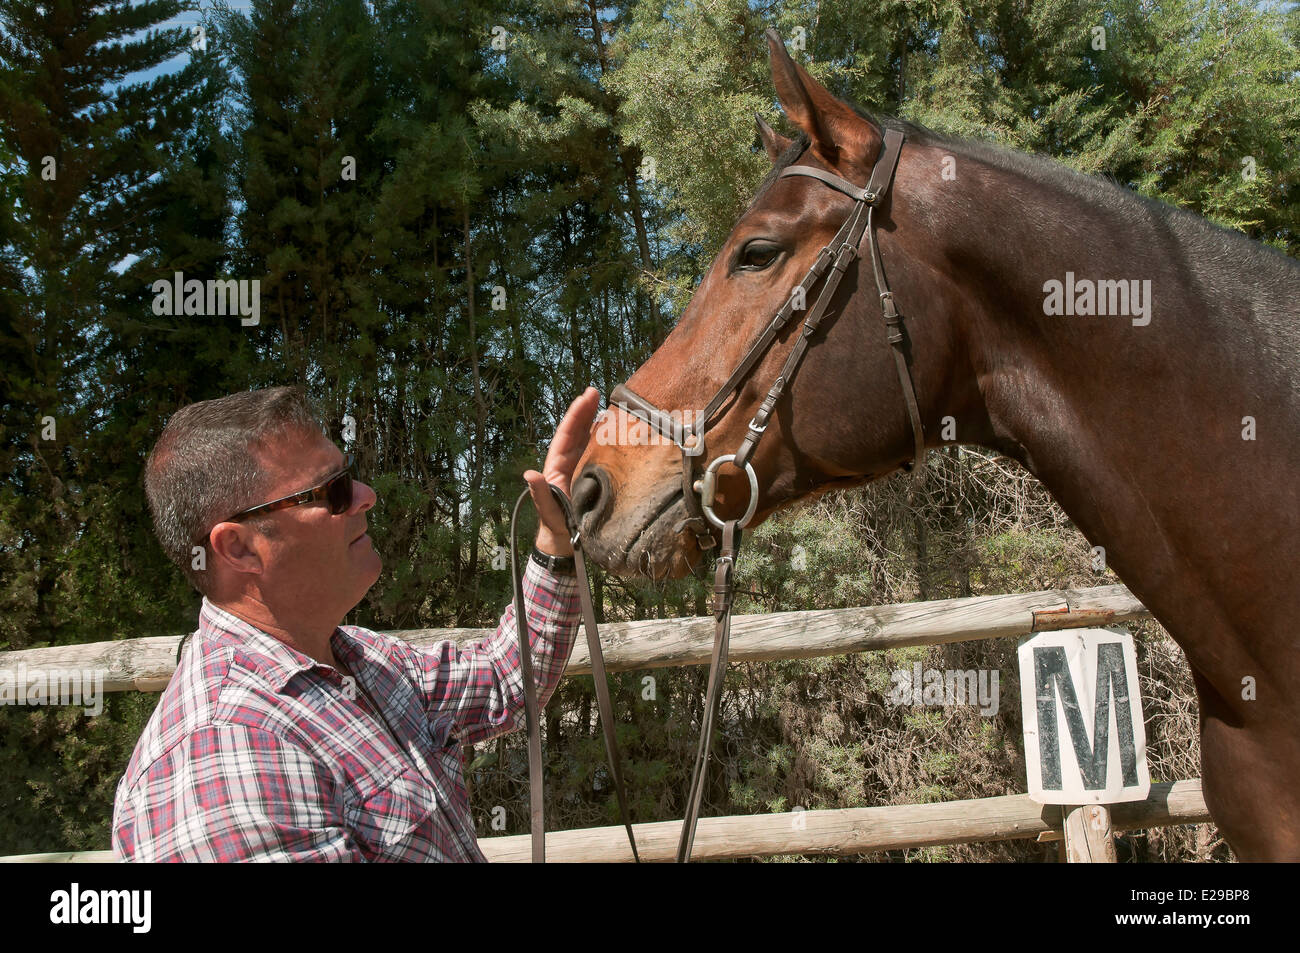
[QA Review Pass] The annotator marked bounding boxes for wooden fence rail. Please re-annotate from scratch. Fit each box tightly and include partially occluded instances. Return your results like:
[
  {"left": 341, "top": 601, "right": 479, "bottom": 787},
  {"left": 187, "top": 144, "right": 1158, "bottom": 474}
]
[
  {"left": 0, "top": 583, "right": 1149, "bottom": 693},
  {"left": 0, "top": 780, "right": 1208, "bottom": 863},
  {"left": 3, "top": 582, "right": 1203, "bottom": 863}
]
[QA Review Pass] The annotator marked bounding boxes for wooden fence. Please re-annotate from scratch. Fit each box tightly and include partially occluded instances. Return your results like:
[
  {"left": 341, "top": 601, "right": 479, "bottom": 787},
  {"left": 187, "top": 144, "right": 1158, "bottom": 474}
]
[{"left": 0, "top": 583, "right": 1212, "bottom": 862}]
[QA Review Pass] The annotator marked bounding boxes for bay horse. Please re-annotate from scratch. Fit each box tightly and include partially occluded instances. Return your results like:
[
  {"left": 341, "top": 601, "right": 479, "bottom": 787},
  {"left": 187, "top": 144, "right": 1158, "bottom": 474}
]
[{"left": 573, "top": 29, "right": 1300, "bottom": 861}]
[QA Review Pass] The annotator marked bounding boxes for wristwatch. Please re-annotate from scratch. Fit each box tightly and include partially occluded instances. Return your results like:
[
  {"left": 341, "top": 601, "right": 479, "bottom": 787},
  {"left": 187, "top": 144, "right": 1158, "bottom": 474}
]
[{"left": 530, "top": 546, "right": 577, "bottom": 576}]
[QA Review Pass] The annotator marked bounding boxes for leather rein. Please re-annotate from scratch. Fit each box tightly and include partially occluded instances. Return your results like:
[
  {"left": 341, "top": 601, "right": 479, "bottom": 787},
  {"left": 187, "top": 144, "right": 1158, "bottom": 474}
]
[{"left": 510, "top": 127, "right": 923, "bottom": 863}]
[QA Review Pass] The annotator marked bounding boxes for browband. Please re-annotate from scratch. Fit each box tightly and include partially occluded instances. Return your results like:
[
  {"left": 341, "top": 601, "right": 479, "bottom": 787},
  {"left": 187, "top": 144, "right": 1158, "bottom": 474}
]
[{"left": 779, "top": 127, "right": 906, "bottom": 206}]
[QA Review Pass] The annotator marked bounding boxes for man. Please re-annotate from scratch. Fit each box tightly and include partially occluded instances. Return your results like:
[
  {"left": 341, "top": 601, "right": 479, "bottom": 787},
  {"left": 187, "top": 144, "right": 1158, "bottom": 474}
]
[{"left": 112, "top": 384, "right": 600, "bottom": 861}]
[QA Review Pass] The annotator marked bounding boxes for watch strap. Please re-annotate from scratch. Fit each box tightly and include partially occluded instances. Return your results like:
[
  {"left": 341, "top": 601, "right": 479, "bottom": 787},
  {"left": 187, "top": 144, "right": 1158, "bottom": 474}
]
[{"left": 530, "top": 546, "right": 577, "bottom": 576}]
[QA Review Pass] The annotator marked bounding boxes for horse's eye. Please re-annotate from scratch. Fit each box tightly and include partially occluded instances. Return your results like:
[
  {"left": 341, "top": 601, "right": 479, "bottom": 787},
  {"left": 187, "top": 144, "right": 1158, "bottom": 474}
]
[{"left": 738, "top": 243, "right": 780, "bottom": 271}]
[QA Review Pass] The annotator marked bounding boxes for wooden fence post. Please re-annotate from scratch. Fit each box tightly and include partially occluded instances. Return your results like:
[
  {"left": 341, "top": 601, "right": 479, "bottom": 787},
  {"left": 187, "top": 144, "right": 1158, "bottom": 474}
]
[{"left": 1063, "top": 804, "right": 1117, "bottom": 862}]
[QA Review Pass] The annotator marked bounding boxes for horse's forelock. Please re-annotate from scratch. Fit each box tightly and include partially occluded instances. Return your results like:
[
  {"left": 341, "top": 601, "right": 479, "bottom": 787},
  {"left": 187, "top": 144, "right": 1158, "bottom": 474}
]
[{"left": 747, "top": 131, "right": 811, "bottom": 212}]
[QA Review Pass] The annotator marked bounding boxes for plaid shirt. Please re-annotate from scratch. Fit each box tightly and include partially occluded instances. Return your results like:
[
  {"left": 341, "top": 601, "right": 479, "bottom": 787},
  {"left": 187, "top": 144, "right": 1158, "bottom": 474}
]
[{"left": 112, "top": 558, "right": 578, "bottom": 862}]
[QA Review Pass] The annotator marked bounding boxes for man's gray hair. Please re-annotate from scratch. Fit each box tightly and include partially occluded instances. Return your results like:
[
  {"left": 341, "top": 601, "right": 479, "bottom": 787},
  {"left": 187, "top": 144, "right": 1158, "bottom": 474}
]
[{"left": 144, "top": 386, "right": 324, "bottom": 595}]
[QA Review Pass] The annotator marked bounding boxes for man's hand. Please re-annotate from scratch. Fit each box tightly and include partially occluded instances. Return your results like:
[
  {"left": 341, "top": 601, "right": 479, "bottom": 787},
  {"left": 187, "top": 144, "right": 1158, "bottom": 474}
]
[{"left": 527, "top": 387, "right": 601, "bottom": 557}]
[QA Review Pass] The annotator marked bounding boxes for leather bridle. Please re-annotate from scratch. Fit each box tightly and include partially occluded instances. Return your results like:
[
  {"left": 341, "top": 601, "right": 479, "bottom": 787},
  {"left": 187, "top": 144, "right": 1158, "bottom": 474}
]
[
  {"left": 511, "top": 127, "right": 924, "bottom": 864},
  {"left": 609, "top": 127, "right": 924, "bottom": 554}
]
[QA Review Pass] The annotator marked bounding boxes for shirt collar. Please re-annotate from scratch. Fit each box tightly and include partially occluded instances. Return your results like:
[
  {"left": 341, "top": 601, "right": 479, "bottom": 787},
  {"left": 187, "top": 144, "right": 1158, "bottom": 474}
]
[{"left": 198, "top": 597, "right": 357, "bottom": 692}]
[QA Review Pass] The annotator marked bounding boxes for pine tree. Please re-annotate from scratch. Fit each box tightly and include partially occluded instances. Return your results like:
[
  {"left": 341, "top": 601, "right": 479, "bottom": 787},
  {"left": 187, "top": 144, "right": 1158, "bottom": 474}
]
[
  {"left": 0, "top": 0, "right": 226, "bottom": 852},
  {"left": 0, "top": 0, "right": 224, "bottom": 640}
]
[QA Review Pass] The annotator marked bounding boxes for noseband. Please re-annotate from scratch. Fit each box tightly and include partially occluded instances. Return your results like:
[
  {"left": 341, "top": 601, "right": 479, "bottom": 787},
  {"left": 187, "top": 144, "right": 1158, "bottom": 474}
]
[{"left": 609, "top": 127, "right": 924, "bottom": 550}]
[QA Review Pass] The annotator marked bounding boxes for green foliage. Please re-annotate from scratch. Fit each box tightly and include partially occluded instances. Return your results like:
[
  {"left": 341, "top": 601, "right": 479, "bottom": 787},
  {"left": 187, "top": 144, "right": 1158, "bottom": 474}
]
[
  {"left": 605, "top": 0, "right": 774, "bottom": 273},
  {"left": 604, "top": 0, "right": 1300, "bottom": 284}
]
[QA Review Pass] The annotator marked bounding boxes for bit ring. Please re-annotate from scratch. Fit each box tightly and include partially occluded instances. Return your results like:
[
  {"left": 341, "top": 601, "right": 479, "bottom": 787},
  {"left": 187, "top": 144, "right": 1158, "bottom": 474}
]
[{"left": 699, "top": 455, "right": 759, "bottom": 530}]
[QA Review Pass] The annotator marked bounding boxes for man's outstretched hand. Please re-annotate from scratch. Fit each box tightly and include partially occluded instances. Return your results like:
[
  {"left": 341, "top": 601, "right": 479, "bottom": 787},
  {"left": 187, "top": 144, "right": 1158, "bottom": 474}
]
[{"left": 526, "top": 386, "right": 601, "bottom": 557}]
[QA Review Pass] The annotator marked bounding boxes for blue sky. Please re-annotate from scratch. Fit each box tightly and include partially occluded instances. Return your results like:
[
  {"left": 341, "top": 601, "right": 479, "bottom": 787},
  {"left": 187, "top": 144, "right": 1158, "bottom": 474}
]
[{"left": 129, "top": 0, "right": 255, "bottom": 84}]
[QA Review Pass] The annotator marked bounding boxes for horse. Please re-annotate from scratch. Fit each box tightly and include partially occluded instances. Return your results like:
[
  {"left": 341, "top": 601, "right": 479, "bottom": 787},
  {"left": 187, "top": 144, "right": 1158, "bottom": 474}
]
[{"left": 572, "top": 29, "right": 1300, "bottom": 861}]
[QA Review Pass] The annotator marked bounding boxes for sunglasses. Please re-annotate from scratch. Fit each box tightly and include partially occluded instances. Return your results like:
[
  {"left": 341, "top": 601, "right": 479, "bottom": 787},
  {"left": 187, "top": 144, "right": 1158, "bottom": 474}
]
[{"left": 224, "top": 453, "right": 356, "bottom": 525}]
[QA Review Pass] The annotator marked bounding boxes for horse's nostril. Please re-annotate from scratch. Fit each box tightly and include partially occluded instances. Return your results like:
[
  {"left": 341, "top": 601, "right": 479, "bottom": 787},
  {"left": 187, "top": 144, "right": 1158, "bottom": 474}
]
[{"left": 571, "top": 466, "right": 606, "bottom": 527}]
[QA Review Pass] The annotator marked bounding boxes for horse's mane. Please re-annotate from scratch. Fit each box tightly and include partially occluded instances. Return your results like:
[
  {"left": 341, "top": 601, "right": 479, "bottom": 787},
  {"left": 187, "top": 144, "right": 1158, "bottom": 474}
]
[
  {"left": 868, "top": 107, "right": 1298, "bottom": 284},
  {"left": 752, "top": 103, "right": 1298, "bottom": 336}
]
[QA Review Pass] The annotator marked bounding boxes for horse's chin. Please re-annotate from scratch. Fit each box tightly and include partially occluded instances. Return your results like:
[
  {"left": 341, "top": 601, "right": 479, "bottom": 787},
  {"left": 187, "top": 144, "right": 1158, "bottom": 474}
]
[{"left": 584, "top": 495, "right": 704, "bottom": 581}]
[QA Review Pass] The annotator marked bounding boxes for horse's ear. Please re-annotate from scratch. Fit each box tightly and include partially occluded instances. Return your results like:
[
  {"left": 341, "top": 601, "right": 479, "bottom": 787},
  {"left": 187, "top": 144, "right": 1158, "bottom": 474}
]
[
  {"left": 754, "top": 112, "right": 792, "bottom": 163},
  {"left": 764, "top": 27, "right": 876, "bottom": 167}
]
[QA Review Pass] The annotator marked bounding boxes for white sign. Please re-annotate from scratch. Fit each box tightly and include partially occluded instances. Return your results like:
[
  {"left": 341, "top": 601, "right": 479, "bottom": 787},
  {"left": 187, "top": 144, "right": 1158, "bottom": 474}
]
[{"left": 1018, "top": 627, "right": 1149, "bottom": 805}]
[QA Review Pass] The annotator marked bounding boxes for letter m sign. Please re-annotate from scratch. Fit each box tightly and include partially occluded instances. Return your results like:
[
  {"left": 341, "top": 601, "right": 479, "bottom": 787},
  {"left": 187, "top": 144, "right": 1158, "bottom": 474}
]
[{"left": 1017, "top": 627, "right": 1150, "bottom": 804}]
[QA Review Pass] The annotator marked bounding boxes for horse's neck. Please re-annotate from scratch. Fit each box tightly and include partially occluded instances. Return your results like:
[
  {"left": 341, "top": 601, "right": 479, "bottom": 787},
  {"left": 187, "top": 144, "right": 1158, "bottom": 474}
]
[{"left": 906, "top": 148, "right": 1300, "bottom": 682}]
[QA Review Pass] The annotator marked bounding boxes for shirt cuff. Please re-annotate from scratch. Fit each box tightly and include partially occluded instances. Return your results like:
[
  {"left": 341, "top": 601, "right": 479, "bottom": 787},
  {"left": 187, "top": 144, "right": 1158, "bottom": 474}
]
[{"left": 522, "top": 547, "right": 580, "bottom": 607}]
